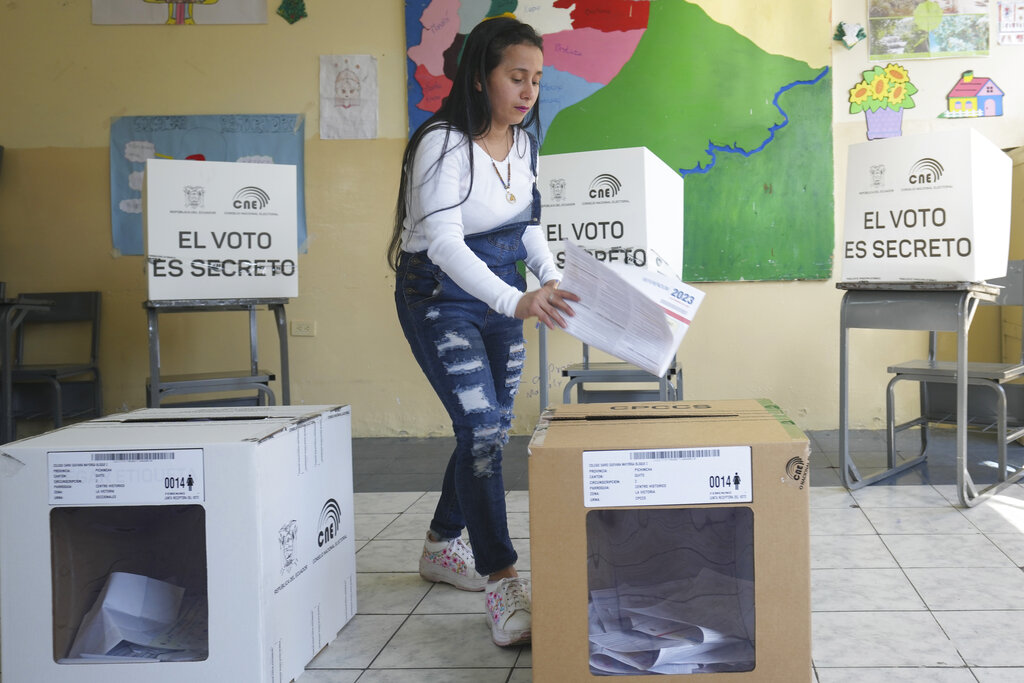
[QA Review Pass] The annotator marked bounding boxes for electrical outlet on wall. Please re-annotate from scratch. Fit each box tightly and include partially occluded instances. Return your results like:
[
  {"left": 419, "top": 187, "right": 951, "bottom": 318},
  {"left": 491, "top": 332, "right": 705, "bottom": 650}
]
[{"left": 291, "top": 320, "right": 316, "bottom": 337}]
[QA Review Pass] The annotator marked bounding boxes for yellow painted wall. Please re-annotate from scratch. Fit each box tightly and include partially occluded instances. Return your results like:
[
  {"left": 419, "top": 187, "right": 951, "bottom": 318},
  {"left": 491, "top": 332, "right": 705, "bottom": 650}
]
[{"left": 1, "top": 1, "right": 1020, "bottom": 437}]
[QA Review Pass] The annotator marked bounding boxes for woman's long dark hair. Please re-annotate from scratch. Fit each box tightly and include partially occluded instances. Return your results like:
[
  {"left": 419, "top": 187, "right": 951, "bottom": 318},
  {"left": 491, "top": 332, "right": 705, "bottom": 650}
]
[{"left": 387, "top": 16, "right": 543, "bottom": 271}]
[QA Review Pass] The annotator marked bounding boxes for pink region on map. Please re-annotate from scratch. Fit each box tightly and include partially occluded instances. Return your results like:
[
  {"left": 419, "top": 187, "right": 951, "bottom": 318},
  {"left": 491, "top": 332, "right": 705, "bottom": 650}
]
[
  {"left": 544, "top": 27, "right": 644, "bottom": 85},
  {"left": 414, "top": 63, "right": 453, "bottom": 112},
  {"left": 408, "top": 0, "right": 461, "bottom": 77}
]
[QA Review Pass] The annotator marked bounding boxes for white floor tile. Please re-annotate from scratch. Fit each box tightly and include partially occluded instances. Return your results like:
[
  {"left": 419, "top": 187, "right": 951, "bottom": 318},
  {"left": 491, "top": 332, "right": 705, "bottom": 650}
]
[
  {"left": 904, "top": 567, "right": 1024, "bottom": 610},
  {"left": 356, "top": 668, "right": 513, "bottom": 682},
  {"left": 810, "top": 506, "right": 876, "bottom": 535},
  {"left": 815, "top": 667, "right": 975, "bottom": 682},
  {"left": 811, "top": 534, "right": 898, "bottom": 569},
  {"left": 986, "top": 532, "right": 1024, "bottom": 565},
  {"left": 851, "top": 484, "right": 949, "bottom": 508},
  {"left": 371, "top": 614, "right": 522, "bottom": 669},
  {"left": 355, "top": 513, "right": 400, "bottom": 541},
  {"left": 809, "top": 486, "right": 858, "bottom": 509},
  {"left": 812, "top": 611, "right": 962, "bottom": 668},
  {"left": 295, "top": 670, "right": 363, "bottom": 683},
  {"left": 972, "top": 668, "right": 1024, "bottom": 682},
  {"left": 356, "top": 539, "right": 424, "bottom": 573},
  {"left": 860, "top": 507, "right": 978, "bottom": 535},
  {"left": 881, "top": 533, "right": 1015, "bottom": 568},
  {"left": 354, "top": 492, "right": 428, "bottom": 515},
  {"left": 356, "top": 572, "right": 432, "bottom": 615},
  {"left": 934, "top": 611, "right": 1024, "bottom": 666},
  {"left": 307, "top": 614, "right": 408, "bottom": 669},
  {"left": 811, "top": 568, "right": 924, "bottom": 612}
]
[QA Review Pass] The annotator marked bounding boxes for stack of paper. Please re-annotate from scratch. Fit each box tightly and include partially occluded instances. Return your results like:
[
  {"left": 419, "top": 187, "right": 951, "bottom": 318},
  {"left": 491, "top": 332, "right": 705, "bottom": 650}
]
[{"left": 558, "top": 241, "right": 704, "bottom": 378}]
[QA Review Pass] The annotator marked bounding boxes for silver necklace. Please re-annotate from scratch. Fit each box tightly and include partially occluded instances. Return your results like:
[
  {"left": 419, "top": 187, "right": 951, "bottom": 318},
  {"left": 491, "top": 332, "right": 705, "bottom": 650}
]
[{"left": 482, "top": 130, "right": 515, "bottom": 203}]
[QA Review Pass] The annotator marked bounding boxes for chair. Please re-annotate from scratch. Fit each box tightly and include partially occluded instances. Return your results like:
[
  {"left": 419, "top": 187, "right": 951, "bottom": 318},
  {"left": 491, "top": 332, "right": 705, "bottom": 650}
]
[
  {"left": 886, "top": 261, "right": 1024, "bottom": 478},
  {"left": 11, "top": 291, "right": 102, "bottom": 430},
  {"left": 562, "top": 343, "right": 682, "bottom": 403}
]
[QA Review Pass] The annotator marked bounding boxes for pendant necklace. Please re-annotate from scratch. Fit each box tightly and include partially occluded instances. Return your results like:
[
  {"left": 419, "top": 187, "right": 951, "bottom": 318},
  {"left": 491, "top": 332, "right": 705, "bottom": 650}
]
[{"left": 483, "top": 130, "right": 516, "bottom": 204}]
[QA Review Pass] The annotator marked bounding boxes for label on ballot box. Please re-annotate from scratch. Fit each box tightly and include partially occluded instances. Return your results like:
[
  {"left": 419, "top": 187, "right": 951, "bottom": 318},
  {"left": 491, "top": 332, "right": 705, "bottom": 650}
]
[
  {"left": 842, "top": 128, "right": 1012, "bottom": 282},
  {"left": 144, "top": 159, "right": 298, "bottom": 300}
]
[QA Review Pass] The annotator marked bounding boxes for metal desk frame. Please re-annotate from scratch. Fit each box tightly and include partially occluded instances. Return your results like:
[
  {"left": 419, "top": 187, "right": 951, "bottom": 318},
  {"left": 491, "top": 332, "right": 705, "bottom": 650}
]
[
  {"left": 1, "top": 298, "right": 50, "bottom": 443},
  {"left": 838, "top": 281, "right": 1015, "bottom": 507},
  {"left": 145, "top": 299, "right": 290, "bottom": 408}
]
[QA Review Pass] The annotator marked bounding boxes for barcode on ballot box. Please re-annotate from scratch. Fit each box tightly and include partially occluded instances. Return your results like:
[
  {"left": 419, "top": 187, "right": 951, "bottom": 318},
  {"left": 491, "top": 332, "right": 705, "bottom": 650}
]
[
  {"left": 90, "top": 451, "right": 176, "bottom": 462},
  {"left": 629, "top": 448, "right": 720, "bottom": 461}
]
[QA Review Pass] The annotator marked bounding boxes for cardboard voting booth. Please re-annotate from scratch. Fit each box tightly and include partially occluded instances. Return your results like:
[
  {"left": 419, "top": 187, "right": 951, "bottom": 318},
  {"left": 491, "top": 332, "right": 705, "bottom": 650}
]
[
  {"left": 144, "top": 159, "right": 299, "bottom": 300},
  {"left": 529, "top": 399, "right": 811, "bottom": 681},
  {"left": 538, "top": 147, "right": 685, "bottom": 277},
  {"left": 842, "top": 128, "right": 1012, "bottom": 282},
  {"left": 0, "top": 405, "right": 355, "bottom": 683}
]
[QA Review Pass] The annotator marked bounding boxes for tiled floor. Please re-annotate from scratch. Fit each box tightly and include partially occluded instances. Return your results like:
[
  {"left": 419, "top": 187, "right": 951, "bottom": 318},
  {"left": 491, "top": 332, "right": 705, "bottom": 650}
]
[{"left": 297, "top": 429, "right": 1024, "bottom": 682}]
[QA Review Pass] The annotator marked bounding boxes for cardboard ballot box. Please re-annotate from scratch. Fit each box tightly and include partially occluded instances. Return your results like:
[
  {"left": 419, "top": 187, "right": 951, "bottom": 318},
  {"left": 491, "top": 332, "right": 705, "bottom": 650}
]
[
  {"left": 144, "top": 158, "right": 299, "bottom": 301},
  {"left": 529, "top": 399, "right": 810, "bottom": 681},
  {"left": 842, "top": 128, "right": 1012, "bottom": 282},
  {"left": 539, "top": 147, "right": 685, "bottom": 276},
  {"left": 0, "top": 405, "right": 355, "bottom": 683}
]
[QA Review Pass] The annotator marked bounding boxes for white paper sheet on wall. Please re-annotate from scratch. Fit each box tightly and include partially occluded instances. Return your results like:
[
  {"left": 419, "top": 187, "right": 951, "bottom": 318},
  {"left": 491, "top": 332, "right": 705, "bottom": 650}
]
[{"left": 320, "top": 55, "right": 379, "bottom": 140}]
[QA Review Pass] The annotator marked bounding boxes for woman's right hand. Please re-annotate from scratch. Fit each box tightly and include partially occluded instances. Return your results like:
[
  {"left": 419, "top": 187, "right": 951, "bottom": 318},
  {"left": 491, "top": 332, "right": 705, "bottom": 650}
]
[{"left": 515, "top": 280, "right": 579, "bottom": 329}]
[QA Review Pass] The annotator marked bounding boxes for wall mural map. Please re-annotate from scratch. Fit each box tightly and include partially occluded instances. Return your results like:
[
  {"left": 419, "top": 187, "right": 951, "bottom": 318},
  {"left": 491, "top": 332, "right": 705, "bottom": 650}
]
[{"left": 405, "top": 0, "right": 834, "bottom": 282}]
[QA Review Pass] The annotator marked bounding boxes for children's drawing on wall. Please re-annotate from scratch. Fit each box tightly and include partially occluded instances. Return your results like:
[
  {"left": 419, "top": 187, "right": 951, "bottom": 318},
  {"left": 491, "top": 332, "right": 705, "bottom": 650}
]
[
  {"left": 999, "top": 1, "right": 1024, "bottom": 43},
  {"left": 92, "top": 0, "right": 266, "bottom": 25},
  {"left": 849, "top": 63, "right": 918, "bottom": 140},
  {"left": 940, "top": 70, "right": 1005, "bottom": 117},
  {"left": 868, "top": 0, "right": 989, "bottom": 59},
  {"left": 319, "top": 56, "right": 379, "bottom": 140}
]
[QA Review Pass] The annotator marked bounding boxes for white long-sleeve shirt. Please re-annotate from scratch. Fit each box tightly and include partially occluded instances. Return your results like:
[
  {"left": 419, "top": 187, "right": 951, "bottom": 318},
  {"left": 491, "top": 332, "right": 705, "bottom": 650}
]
[{"left": 400, "top": 126, "right": 561, "bottom": 318}]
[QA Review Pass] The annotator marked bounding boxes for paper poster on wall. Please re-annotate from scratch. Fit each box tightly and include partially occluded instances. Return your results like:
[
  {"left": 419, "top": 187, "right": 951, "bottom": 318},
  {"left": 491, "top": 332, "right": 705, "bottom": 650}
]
[
  {"left": 93, "top": 0, "right": 266, "bottom": 25},
  {"left": 110, "top": 114, "right": 306, "bottom": 255},
  {"left": 999, "top": 1, "right": 1024, "bottom": 43},
  {"left": 319, "top": 55, "right": 379, "bottom": 140},
  {"left": 868, "top": 0, "right": 989, "bottom": 59},
  {"left": 940, "top": 70, "right": 1006, "bottom": 117}
]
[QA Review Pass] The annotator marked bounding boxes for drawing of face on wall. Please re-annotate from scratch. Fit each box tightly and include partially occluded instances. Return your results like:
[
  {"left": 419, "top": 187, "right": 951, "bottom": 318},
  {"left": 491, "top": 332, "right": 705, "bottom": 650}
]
[{"left": 335, "top": 69, "right": 362, "bottom": 109}]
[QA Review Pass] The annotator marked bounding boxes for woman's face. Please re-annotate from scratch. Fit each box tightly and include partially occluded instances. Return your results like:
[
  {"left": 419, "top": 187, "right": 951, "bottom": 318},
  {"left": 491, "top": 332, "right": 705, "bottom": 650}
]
[{"left": 484, "top": 42, "right": 543, "bottom": 131}]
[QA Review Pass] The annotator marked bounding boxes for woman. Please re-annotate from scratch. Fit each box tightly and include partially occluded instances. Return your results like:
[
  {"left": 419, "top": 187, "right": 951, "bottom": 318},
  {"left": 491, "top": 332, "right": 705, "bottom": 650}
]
[{"left": 387, "top": 15, "right": 577, "bottom": 647}]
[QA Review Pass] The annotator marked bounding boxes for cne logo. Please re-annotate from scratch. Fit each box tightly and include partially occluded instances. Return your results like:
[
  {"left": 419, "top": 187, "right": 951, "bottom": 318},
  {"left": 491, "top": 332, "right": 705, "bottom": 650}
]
[
  {"left": 588, "top": 173, "right": 622, "bottom": 199},
  {"left": 232, "top": 186, "right": 270, "bottom": 210},
  {"left": 317, "top": 498, "right": 342, "bottom": 547},
  {"left": 785, "top": 456, "right": 808, "bottom": 488},
  {"left": 908, "top": 158, "right": 944, "bottom": 185}
]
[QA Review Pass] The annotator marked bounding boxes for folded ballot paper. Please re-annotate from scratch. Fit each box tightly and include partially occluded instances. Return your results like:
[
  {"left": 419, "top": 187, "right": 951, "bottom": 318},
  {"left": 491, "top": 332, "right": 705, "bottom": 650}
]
[
  {"left": 558, "top": 241, "right": 704, "bottom": 378},
  {"left": 63, "top": 572, "right": 208, "bottom": 663}
]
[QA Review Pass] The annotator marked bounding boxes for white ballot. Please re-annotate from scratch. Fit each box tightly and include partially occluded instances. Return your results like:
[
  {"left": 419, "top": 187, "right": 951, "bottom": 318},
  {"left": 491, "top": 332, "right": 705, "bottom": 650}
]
[
  {"left": 557, "top": 241, "right": 704, "bottom": 377},
  {"left": 64, "top": 572, "right": 207, "bottom": 663}
]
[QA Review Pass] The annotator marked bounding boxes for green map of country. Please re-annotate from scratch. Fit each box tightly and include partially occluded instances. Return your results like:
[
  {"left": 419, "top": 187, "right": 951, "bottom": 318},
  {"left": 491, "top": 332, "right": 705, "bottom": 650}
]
[{"left": 406, "top": 0, "right": 834, "bottom": 281}]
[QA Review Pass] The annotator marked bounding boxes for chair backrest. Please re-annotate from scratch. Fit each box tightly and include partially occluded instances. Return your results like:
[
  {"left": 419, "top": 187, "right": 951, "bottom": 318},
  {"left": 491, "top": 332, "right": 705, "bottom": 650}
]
[{"left": 14, "top": 291, "right": 101, "bottom": 365}]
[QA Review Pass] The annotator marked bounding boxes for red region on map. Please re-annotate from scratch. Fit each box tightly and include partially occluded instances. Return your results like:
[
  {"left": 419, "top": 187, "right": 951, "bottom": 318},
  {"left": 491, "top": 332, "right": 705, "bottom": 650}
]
[
  {"left": 414, "top": 63, "right": 453, "bottom": 112},
  {"left": 553, "top": 0, "right": 650, "bottom": 32}
]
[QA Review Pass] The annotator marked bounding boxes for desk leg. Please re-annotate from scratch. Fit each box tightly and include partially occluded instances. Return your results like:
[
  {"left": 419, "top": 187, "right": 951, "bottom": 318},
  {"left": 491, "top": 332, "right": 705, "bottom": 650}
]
[
  {"left": 956, "top": 294, "right": 977, "bottom": 507},
  {"left": 147, "top": 309, "right": 161, "bottom": 408},
  {"left": 838, "top": 294, "right": 861, "bottom": 488},
  {"left": 1, "top": 311, "right": 13, "bottom": 443},
  {"left": 273, "top": 304, "right": 290, "bottom": 405}
]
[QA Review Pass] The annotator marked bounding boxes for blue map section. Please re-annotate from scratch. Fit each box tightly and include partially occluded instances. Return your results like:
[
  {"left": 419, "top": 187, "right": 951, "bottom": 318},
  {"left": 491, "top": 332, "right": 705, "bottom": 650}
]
[
  {"left": 680, "top": 67, "right": 830, "bottom": 177},
  {"left": 109, "top": 114, "right": 306, "bottom": 255},
  {"left": 536, "top": 67, "right": 605, "bottom": 146},
  {"left": 404, "top": 0, "right": 432, "bottom": 136}
]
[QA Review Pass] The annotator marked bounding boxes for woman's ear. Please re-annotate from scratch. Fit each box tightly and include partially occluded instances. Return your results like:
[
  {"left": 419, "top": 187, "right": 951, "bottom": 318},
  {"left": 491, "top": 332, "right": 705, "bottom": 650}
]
[{"left": 473, "top": 72, "right": 482, "bottom": 92}]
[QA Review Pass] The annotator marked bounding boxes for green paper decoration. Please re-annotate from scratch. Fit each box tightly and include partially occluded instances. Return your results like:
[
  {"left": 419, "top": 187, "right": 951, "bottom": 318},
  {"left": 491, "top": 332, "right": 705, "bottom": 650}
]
[{"left": 277, "top": 0, "right": 307, "bottom": 24}]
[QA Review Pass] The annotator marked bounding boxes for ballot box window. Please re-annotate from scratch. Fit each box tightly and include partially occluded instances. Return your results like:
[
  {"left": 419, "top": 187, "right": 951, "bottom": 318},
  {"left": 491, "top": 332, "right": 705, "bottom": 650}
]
[
  {"left": 586, "top": 507, "right": 755, "bottom": 676},
  {"left": 50, "top": 505, "right": 209, "bottom": 663}
]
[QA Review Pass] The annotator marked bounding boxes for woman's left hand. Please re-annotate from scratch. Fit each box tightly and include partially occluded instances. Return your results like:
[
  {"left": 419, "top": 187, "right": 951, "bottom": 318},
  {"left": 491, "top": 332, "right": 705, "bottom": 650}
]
[{"left": 515, "top": 280, "right": 579, "bottom": 329}]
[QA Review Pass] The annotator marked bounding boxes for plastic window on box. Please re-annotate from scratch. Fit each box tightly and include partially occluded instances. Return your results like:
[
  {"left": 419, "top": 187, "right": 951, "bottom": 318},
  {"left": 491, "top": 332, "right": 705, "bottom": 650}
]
[
  {"left": 586, "top": 507, "right": 755, "bottom": 676},
  {"left": 50, "top": 505, "right": 209, "bottom": 663}
]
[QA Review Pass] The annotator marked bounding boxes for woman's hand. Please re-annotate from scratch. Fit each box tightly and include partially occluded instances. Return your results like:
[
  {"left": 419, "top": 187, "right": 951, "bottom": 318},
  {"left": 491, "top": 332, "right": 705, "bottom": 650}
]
[{"left": 515, "top": 280, "right": 579, "bottom": 329}]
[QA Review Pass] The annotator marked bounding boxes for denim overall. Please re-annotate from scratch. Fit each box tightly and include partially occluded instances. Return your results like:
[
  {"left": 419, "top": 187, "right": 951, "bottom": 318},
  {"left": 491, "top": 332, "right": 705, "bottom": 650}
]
[{"left": 394, "top": 136, "right": 540, "bottom": 576}]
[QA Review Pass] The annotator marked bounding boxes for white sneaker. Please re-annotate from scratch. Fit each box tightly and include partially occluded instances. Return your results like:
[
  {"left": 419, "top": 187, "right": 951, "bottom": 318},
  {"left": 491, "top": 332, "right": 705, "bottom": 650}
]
[
  {"left": 486, "top": 576, "right": 531, "bottom": 647},
  {"left": 418, "top": 534, "right": 486, "bottom": 591}
]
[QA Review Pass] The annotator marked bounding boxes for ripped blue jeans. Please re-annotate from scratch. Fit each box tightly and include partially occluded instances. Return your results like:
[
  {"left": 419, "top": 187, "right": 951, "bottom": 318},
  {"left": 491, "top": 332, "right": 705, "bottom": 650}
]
[{"left": 394, "top": 228, "right": 529, "bottom": 576}]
